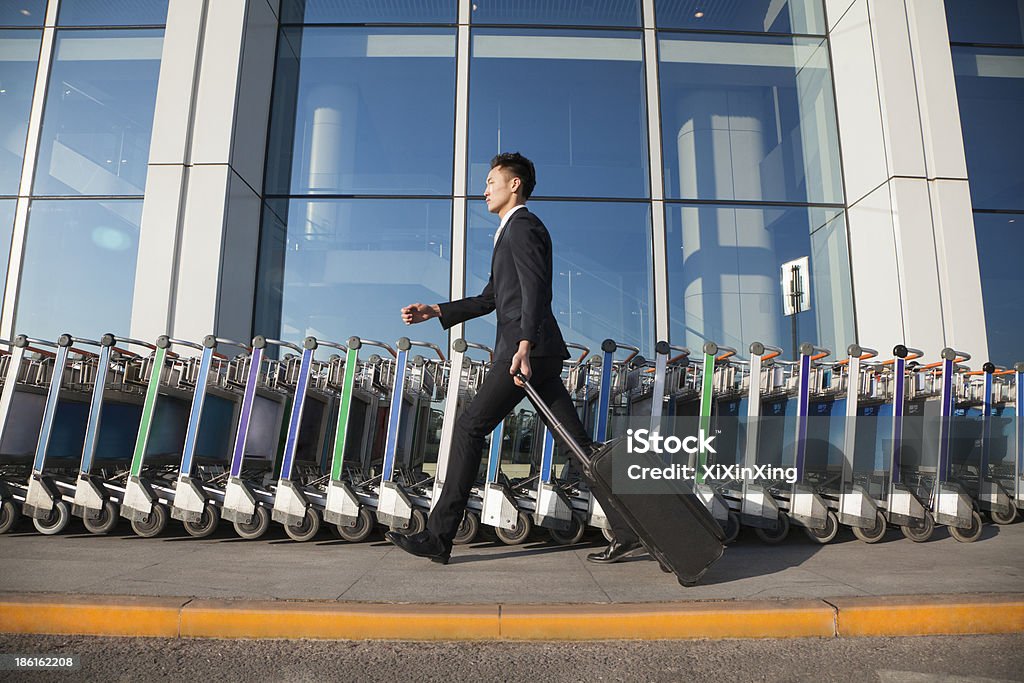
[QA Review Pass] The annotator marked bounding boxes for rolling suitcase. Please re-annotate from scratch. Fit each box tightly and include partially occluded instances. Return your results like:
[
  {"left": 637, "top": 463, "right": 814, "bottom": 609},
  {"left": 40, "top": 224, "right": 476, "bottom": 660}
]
[{"left": 517, "top": 373, "right": 725, "bottom": 586}]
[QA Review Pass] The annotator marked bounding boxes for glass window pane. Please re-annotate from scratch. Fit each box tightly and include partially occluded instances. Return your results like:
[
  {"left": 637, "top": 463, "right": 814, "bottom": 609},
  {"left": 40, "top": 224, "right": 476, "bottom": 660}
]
[
  {"left": 16, "top": 199, "right": 141, "bottom": 339},
  {"left": 255, "top": 198, "right": 452, "bottom": 348},
  {"left": 280, "top": 0, "right": 455, "bottom": 24},
  {"left": 471, "top": 1, "right": 641, "bottom": 27},
  {"left": 469, "top": 29, "right": 649, "bottom": 199},
  {"left": 0, "top": 30, "right": 41, "bottom": 194},
  {"left": 952, "top": 46, "right": 1024, "bottom": 211},
  {"left": 974, "top": 211, "right": 1024, "bottom": 367},
  {"left": 265, "top": 27, "right": 456, "bottom": 196},
  {"left": 0, "top": 2, "right": 46, "bottom": 27},
  {"left": 656, "top": 0, "right": 826, "bottom": 34},
  {"left": 465, "top": 200, "right": 654, "bottom": 357},
  {"left": 945, "top": 0, "right": 1024, "bottom": 46},
  {"left": 659, "top": 34, "right": 843, "bottom": 204},
  {"left": 0, "top": 199, "right": 14, "bottom": 311},
  {"left": 666, "top": 203, "right": 854, "bottom": 357},
  {"left": 58, "top": 0, "right": 168, "bottom": 26},
  {"left": 33, "top": 29, "right": 164, "bottom": 197}
]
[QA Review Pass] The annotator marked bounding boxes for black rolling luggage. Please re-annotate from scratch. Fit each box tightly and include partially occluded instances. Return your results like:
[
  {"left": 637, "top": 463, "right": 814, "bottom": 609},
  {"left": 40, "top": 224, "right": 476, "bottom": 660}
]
[{"left": 517, "top": 374, "right": 725, "bottom": 587}]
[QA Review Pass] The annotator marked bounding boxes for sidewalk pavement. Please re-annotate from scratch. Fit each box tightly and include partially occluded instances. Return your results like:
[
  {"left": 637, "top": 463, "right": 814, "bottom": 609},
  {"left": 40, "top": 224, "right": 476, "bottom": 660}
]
[{"left": 0, "top": 518, "right": 1022, "bottom": 639}]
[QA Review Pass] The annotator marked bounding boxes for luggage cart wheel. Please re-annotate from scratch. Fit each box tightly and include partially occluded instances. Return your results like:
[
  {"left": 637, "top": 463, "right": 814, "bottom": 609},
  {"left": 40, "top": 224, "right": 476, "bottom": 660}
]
[
  {"left": 754, "top": 513, "right": 790, "bottom": 544},
  {"left": 548, "top": 514, "right": 585, "bottom": 546},
  {"left": 989, "top": 506, "right": 1017, "bottom": 526},
  {"left": 900, "top": 512, "right": 934, "bottom": 543},
  {"left": 131, "top": 503, "right": 169, "bottom": 538},
  {"left": 495, "top": 511, "right": 533, "bottom": 545},
  {"left": 83, "top": 500, "right": 120, "bottom": 535},
  {"left": 851, "top": 511, "right": 888, "bottom": 544},
  {"left": 33, "top": 500, "right": 71, "bottom": 536},
  {"left": 723, "top": 511, "right": 741, "bottom": 545},
  {"left": 284, "top": 507, "right": 321, "bottom": 542},
  {"left": 0, "top": 499, "right": 20, "bottom": 534},
  {"left": 337, "top": 508, "right": 376, "bottom": 543},
  {"left": 183, "top": 503, "right": 221, "bottom": 539},
  {"left": 232, "top": 506, "right": 270, "bottom": 540},
  {"left": 949, "top": 510, "right": 983, "bottom": 543},
  {"left": 803, "top": 510, "right": 839, "bottom": 544},
  {"left": 454, "top": 511, "right": 481, "bottom": 545}
]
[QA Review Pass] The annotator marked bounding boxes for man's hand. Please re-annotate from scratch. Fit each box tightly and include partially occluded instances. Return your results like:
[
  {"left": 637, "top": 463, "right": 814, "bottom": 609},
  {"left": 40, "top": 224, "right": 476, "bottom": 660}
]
[
  {"left": 401, "top": 303, "right": 440, "bottom": 325},
  {"left": 510, "top": 340, "right": 532, "bottom": 387}
]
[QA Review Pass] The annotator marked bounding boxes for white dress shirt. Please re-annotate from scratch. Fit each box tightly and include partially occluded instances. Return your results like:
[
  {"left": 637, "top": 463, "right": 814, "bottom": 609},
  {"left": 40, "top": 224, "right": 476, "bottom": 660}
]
[{"left": 493, "top": 204, "right": 526, "bottom": 245}]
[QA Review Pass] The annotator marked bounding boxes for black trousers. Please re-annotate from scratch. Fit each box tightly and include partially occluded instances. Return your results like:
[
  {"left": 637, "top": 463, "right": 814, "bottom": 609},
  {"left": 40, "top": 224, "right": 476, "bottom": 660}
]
[{"left": 427, "top": 355, "right": 638, "bottom": 548}]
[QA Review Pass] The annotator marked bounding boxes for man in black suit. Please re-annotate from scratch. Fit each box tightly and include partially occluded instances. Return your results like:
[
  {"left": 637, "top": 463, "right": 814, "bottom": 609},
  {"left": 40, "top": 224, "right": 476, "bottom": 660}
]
[{"left": 387, "top": 152, "right": 640, "bottom": 565}]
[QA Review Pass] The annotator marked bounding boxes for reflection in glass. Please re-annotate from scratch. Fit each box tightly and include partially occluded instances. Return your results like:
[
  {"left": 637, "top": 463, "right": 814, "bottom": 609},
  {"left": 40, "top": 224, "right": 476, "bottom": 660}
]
[
  {"left": 265, "top": 27, "right": 456, "bottom": 196},
  {"left": 0, "top": 1, "right": 45, "bottom": 27},
  {"left": 945, "top": 0, "right": 1024, "bottom": 46},
  {"left": 464, "top": 200, "right": 654, "bottom": 356},
  {"left": 659, "top": 34, "right": 843, "bottom": 204},
  {"left": 255, "top": 198, "right": 451, "bottom": 348},
  {"left": 666, "top": 204, "right": 854, "bottom": 357},
  {"left": 280, "top": 0, "right": 455, "bottom": 25},
  {"left": 952, "top": 46, "right": 1024, "bottom": 210},
  {"left": 33, "top": 29, "right": 164, "bottom": 196},
  {"left": 0, "top": 200, "right": 14, "bottom": 311},
  {"left": 0, "top": 30, "right": 40, "bottom": 194},
  {"left": 58, "top": 0, "right": 168, "bottom": 26},
  {"left": 655, "top": 0, "right": 825, "bottom": 34},
  {"left": 469, "top": 29, "right": 649, "bottom": 199},
  {"left": 471, "top": 0, "right": 641, "bottom": 27},
  {"left": 973, "top": 212, "right": 1024, "bottom": 367},
  {"left": 17, "top": 199, "right": 141, "bottom": 339}
]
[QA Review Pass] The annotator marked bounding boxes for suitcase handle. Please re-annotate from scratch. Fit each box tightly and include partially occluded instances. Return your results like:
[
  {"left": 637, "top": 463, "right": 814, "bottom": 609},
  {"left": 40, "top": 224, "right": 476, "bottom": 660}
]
[{"left": 515, "top": 371, "right": 593, "bottom": 470}]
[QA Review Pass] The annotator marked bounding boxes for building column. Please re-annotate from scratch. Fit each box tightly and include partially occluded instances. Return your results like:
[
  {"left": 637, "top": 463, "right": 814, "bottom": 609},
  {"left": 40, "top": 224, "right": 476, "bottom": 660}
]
[
  {"left": 130, "top": 0, "right": 279, "bottom": 343},
  {"left": 828, "top": 0, "right": 988, "bottom": 360}
]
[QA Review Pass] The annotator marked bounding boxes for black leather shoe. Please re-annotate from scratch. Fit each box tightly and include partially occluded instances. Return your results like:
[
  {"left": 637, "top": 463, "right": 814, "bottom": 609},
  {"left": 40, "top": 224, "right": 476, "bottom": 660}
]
[
  {"left": 586, "top": 540, "right": 642, "bottom": 564},
  {"left": 384, "top": 530, "right": 451, "bottom": 565}
]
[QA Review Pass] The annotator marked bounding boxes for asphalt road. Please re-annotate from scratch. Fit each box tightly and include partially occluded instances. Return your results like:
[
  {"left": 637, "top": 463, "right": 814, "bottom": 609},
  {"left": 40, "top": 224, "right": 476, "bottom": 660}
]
[{"left": 1, "top": 633, "right": 1022, "bottom": 682}]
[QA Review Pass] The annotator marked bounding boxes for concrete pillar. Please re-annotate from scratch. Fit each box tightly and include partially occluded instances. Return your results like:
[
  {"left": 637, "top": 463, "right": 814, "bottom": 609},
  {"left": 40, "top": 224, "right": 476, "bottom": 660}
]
[
  {"left": 828, "top": 0, "right": 988, "bottom": 361},
  {"left": 130, "top": 0, "right": 279, "bottom": 344}
]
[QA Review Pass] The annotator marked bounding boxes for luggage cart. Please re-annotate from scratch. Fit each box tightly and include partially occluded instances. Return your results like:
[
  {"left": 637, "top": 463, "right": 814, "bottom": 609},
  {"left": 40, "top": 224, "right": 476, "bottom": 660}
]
[
  {"left": 901, "top": 347, "right": 984, "bottom": 542},
  {"left": 688, "top": 342, "right": 744, "bottom": 544},
  {"left": 0, "top": 335, "right": 84, "bottom": 534},
  {"left": 982, "top": 362, "right": 1022, "bottom": 524},
  {"left": 19, "top": 335, "right": 98, "bottom": 534},
  {"left": 222, "top": 337, "right": 315, "bottom": 539},
  {"left": 69, "top": 335, "right": 154, "bottom": 535},
  {"left": 367, "top": 337, "right": 446, "bottom": 534},
  {"left": 120, "top": 336, "right": 241, "bottom": 537}
]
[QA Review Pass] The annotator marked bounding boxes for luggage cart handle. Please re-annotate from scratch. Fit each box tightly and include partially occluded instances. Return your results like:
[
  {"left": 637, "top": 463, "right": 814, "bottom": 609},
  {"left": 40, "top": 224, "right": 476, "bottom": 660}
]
[
  {"left": 798, "top": 343, "right": 831, "bottom": 361},
  {"left": 453, "top": 338, "right": 495, "bottom": 360},
  {"left": 892, "top": 345, "right": 924, "bottom": 361},
  {"left": 835, "top": 344, "right": 878, "bottom": 366},
  {"left": 566, "top": 342, "right": 589, "bottom": 364},
  {"left": 253, "top": 336, "right": 303, "bottom": 354},
  {"left": 14, "top": 335, "right": 59, "bottom": 358},
  {"left": 396, "top": 337, "right": 445, "bottom": 361},
  {"left": 940, "top": 347, "right": 971, "bottom": 363},
  {"left": 163, "top": 336, "right": 205, "bottom": 351},
  {"left": 703, "top": 341, "right": 737, "bottom": 362},
  {"left": 600, "top": 339, "right": 640, "bottom": 365},
  {"left": 668, "top": 344, "right": 691, "bottom": 364},
  {"left": 749, "top": 341, "right": 784, "bottom": 361},
  {"left": 345, "top": 337, "right": 397, "bottom": 358},
  {"left": 208, "top": 336, "right": 250, "bottom": 352},
  {"left": 105, "top": 335, "right": 158, "bottom": 358}
]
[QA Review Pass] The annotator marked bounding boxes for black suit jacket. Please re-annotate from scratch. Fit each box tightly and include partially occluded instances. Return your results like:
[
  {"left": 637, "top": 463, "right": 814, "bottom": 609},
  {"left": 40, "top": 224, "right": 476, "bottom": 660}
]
[{"left": 439, "top": 208, "right": 570, "bottom": 361}]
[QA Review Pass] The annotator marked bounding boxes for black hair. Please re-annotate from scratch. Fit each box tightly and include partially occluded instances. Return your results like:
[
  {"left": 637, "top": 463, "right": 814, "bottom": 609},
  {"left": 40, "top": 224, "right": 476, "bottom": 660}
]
[{"left": 490, "top": 152, "right": 536, "bottom": 200}]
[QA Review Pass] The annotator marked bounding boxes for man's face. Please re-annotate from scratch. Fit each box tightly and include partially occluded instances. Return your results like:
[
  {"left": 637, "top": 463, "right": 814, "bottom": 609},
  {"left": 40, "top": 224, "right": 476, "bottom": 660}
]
[{"left": 484, "top": 166, "right": 519, "bottom": 214}]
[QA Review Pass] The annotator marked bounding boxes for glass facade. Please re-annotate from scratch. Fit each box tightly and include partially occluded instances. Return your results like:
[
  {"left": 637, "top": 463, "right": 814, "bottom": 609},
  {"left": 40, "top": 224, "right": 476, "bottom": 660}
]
[
  {"left": 0, "top": 29, "right": 41, "bottom": 194},
  {"left": 257, "top": 0, "right": 852, "bottom": 356},
  {"left": 0, "top": 2, "right": 46, "bottom": 27},
  {"left": 949, "top": 0, "right": 1024, "bottom": 365},
  {"left": 58, "top": 0, "right": 168, "bottom": 27},
  {"left": 0, "top": 199, "right": 14, "bottom": 311},
  {"left": 16, "top": 199, "right": 142, "bottom": 340}
]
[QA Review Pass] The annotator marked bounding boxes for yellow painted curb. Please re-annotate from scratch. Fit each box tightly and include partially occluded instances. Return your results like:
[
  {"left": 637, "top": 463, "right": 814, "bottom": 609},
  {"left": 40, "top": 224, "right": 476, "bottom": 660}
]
[
  {"left": 500, "top": 600, "right": 836, "bottom": 640},
  {"left": 832, "top": 594, "right": 1024, "bottom": 637},
  {"left": 180, "top": 600, "right": 500, "bottom": 640},
  {"left": 0, "top": 594, "right": 186, "bottom": 638}
]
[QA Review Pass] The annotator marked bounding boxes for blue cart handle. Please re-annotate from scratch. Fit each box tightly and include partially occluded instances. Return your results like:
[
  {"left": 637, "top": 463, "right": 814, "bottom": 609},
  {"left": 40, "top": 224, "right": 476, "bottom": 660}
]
[
  {"left": 940, "top": 347, "right": 971, "bottom": 363},
  {"left": 799, "top": 343, "right": 832, "bottom": 361},
  {"left": 405, "top": 339, "right": 445, "bottom": 361}
]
